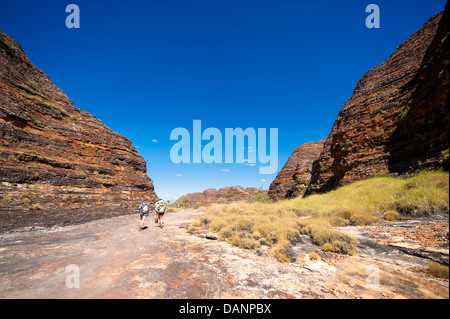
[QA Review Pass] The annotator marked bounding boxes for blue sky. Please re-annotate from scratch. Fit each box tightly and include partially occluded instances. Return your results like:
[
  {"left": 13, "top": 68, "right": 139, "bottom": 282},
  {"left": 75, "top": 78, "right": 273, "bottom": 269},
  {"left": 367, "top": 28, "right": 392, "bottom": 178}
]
[{"left": 0, "top": 0, "right": 446, "bottom": 201}]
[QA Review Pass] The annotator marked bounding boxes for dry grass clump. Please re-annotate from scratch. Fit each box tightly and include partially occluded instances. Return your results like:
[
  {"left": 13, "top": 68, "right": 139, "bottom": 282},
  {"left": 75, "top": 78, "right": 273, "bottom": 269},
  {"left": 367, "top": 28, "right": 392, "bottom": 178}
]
[
  {"left": 194, "top": 171, "right": 449, "bottom": 263},
  {"left": 384, "top": 210, "right": 400, "bottom": 221},
  {"left": 274, "top": 241, "right": 294, "bottom": 263},
  {"left": 427, "top": 263, "right": 449, "bottom": 279},
  {"left": 308, "top": 252, "right": 321, "bottom": 261},
  {"left": 297, "top": 218, "right": 359, "bottom": 255}
]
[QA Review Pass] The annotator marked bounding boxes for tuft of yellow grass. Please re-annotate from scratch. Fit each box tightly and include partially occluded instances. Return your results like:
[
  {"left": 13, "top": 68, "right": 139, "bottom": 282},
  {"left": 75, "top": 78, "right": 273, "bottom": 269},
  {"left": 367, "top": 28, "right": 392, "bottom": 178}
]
[
  {"left": 384, "top": 210, "right": 400, "bottom": 221},
  {"left": 427, "top": 263, "right": 449, "bottom": 279}
]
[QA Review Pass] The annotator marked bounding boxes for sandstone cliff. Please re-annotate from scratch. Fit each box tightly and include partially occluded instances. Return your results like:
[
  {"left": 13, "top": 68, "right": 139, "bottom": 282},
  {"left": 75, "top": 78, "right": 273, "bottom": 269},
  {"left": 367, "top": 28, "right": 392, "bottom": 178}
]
[
  {"left": 174, "top": 186, "right": 265, "bottom": 207},
  {"left": 306, "top": 6, "right": 449, "bottom": 195},
  {"left": 268, "top": 139, "right": 325, "bottom": 200},
  {"left": 0, "top": 30, "right": 158, "bottom": 232}
]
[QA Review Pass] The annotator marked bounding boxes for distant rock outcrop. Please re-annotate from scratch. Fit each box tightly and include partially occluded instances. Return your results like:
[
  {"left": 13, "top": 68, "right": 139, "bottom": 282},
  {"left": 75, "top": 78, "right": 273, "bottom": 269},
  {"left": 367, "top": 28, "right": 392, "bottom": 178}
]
[
  {"left": 0, "top": 30, "right": 158, "bottom": 232},
  {"left": 306, "top": 6, "right": 449, "bottom": 195},
  {"left": 268, "top": 139, "right": 325, "bottom": 200},
  {"left": 174, "top": 186, "right": 265, "bottom": 207}
]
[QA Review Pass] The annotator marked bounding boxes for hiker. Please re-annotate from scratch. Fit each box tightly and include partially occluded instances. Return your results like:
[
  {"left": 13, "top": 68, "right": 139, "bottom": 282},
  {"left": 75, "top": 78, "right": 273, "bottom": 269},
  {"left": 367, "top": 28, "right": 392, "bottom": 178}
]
[
  {"left": 154, "top": 199, "right": 166, "bottom": 228},
  {"left": 138, "top": 202, "right": 151, "bottom": 230}
]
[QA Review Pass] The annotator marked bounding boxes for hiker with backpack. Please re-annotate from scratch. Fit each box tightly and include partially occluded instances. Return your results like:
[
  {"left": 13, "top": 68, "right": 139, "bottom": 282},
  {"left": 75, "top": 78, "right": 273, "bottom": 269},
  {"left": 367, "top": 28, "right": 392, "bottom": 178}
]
[
  {"left": 138, "top": 202, "right": 151, "bottom": 230},
  {"left": 154, "top": 199, "right": 166, "bottom": 228}
]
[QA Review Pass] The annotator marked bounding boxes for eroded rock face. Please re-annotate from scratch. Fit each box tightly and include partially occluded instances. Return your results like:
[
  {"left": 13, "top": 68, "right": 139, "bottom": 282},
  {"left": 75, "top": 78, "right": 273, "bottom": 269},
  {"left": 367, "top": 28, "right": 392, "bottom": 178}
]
[
  {"left": 268, "top": 139, "right": 325, "bottom": 200},
  {"left": 306, "top": 7, "right": 449, "bottom": 194},
  {"left": 175, "top": 186, "right": 264, "bottom": 206},
  {"left": 388, "top": 4, "right": 450, "bottom": 173},
  {"left": 0, "top": 30, "right": 158, "bottom": 232}
]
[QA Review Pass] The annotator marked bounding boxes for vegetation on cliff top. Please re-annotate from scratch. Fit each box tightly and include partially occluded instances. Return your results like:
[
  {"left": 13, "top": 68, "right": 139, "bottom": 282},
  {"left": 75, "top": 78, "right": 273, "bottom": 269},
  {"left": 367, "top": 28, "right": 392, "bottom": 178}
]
[{"left": 192, "top": 171, "right": 449, "bottom": 262}]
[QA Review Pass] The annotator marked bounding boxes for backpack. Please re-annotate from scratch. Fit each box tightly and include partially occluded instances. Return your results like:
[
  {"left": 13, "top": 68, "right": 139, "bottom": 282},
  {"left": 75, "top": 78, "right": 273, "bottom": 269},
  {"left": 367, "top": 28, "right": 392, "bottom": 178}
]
[
  {"left": 141, "top": 203, "right": 149, "bottom": 213},
  {"left": 155, "top": 201, "right": 166, "bottom": 214}
]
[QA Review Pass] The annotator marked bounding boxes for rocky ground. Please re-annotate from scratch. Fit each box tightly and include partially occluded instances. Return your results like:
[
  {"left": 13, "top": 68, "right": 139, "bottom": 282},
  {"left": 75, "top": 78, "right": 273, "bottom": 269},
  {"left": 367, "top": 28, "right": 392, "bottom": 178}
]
[{"left": 0, "top": 210, "right": 448, "bottom": 299}]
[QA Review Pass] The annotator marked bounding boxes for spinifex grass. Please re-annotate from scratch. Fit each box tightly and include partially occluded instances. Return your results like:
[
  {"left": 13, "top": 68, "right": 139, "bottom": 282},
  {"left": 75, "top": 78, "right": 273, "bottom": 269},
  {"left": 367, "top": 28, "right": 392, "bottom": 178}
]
[{"left": 192, "top": 171, "right": 449, "bottom": 262}]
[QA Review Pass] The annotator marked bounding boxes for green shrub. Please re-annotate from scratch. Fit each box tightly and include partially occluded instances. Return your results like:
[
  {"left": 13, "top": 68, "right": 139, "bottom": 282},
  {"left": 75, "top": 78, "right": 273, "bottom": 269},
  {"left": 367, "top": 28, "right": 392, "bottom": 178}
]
[
  {"left": 253, "top": 191, "right": 273, "bottom": 204},
  {"left": 439, "top": 148, "right": 449, "bottom": 164},
  {"left": 176, "top": 196, "right": 191, "bottom": 208},
  {"left": 193, "top": 202, "right": 203, "bottom": 209}
]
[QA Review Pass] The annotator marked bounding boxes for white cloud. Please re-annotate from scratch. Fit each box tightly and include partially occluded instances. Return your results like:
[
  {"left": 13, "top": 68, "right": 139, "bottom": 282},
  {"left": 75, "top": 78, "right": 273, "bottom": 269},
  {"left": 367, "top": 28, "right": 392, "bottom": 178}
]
[
  {"left": 261, "top": 179, "right": 267, "bottom": 182},
  {"left": 221, "top": 169, "right": 231, "bottom": 172},
  {"left": 152, "top": 139, "right": 158, "bottom": 143},
  {"left": 176, "top": 174, "right": 182, "bottom": 177}
]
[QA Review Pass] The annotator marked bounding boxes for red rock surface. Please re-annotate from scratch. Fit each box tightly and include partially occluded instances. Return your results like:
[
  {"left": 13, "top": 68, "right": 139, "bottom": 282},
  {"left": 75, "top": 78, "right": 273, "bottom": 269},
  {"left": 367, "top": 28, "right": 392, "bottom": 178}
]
[
  {"left": 268, "top": 139, "right": 325, "bottom": 200},
  {"left": 0, "top": 30, "right": 158, "bottom": 232},
  {"left": 306, "top": 7, "right": 449, "bottom": 195}
]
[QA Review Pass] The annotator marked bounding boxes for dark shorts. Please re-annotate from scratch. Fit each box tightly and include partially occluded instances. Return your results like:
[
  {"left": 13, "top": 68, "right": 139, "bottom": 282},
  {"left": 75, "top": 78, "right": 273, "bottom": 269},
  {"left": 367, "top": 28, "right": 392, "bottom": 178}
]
[{"left": 140, "top": 211, "right": 149, "bottom": 218}]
